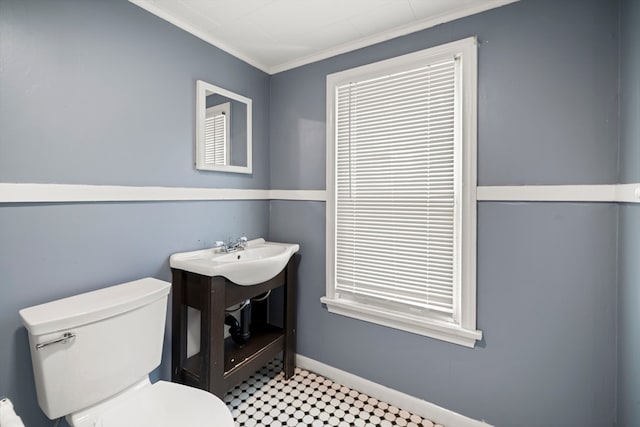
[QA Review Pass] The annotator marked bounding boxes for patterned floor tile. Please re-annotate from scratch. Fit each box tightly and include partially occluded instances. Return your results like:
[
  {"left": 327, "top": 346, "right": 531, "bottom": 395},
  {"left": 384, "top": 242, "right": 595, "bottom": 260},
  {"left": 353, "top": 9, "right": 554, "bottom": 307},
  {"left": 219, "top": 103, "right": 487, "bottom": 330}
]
[{"left": 224, "top": 360, "right": 443, "bottom": 427}]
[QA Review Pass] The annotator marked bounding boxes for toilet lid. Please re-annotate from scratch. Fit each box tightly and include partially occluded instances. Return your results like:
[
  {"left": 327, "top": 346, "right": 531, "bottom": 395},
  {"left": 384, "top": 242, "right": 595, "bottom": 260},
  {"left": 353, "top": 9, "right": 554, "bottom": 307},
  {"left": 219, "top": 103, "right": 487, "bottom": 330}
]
[{"left": 98, "top": 381, "right": 234, "bottom": 427}]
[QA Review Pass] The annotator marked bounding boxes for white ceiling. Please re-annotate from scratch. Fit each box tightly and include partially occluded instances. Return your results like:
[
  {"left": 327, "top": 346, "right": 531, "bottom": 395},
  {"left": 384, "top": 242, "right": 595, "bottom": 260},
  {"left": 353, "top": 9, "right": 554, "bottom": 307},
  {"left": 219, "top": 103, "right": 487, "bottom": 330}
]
[{"left": 129, "top": 0, "right": 517, "bottom": 74}]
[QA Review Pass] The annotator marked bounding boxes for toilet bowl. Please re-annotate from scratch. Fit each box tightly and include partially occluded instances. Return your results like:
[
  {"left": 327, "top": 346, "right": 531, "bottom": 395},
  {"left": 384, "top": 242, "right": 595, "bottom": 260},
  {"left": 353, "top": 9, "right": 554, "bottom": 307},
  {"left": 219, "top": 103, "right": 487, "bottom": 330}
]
[
  {"left": 68, "top": 378, "right": 233, "bottom": 427},
  {"left": 19, "top": 278, "right": 234, "bottom": 427}
]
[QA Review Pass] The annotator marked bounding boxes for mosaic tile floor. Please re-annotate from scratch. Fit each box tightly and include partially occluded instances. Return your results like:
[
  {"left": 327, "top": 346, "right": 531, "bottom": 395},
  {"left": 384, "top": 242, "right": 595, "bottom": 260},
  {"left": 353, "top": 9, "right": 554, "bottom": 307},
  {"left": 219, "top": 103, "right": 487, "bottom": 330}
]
[{"left": 224, "top": 360, "right": 443, "bottom": 427}]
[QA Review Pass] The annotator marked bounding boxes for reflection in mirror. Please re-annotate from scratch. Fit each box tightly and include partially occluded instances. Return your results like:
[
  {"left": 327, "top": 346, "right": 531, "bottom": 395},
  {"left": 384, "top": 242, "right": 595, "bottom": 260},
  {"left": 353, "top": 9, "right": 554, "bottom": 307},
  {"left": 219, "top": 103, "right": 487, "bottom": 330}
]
[
  {"left": 196, "top": 80, "right": 252, "bottom": 174},
  {"left": 204, "top": 101, "right": 230, "bottom": 166}
]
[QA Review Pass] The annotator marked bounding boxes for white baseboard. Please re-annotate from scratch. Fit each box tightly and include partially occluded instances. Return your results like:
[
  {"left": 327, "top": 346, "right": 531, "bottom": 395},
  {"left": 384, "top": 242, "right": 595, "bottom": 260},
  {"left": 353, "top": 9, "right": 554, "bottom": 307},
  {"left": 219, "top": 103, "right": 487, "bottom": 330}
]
[{"left": 295, "top": 354, "right": 493, "bottom": 427}]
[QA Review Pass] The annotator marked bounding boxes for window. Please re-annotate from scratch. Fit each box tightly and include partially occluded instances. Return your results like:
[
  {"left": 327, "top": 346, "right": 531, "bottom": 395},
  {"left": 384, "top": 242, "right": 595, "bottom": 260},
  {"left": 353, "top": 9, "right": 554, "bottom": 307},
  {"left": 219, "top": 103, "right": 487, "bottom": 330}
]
[
  {"left": 204, "top": 102, "right": 231, "bottom": 166},
  {"left": 322, "top": 37, "right": 481, "bottom": 347}
]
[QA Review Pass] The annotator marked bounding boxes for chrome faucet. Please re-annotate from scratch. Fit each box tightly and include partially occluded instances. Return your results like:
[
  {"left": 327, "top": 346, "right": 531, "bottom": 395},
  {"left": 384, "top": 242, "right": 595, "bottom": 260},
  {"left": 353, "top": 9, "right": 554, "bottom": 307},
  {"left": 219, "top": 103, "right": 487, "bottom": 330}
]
[{"left": 215, "top": 236, "right": 248, "bottom": 253}]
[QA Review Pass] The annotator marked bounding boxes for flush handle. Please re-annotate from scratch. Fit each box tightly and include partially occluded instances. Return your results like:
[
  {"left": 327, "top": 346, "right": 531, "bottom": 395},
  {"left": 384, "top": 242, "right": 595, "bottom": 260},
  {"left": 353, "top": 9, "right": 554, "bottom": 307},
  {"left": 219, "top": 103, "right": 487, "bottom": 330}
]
[{"left": 36, "top": 332, "right": 76, "bottom": 350}]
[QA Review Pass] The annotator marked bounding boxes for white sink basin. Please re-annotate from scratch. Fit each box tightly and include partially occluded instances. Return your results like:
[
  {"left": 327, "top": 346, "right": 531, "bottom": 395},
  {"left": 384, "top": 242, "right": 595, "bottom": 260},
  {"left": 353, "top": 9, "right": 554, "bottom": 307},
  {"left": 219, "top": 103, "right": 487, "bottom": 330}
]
[{"left": 170, "top": 238, "right": 300, "bottom": 286}]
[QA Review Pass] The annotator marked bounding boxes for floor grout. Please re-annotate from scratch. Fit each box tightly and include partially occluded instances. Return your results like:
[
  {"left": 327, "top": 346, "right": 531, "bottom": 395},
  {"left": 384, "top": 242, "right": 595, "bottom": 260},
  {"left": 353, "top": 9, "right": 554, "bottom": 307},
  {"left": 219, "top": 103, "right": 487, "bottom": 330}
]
[{"left": 224, "top": 360, "right": 443, "bottom": 427}]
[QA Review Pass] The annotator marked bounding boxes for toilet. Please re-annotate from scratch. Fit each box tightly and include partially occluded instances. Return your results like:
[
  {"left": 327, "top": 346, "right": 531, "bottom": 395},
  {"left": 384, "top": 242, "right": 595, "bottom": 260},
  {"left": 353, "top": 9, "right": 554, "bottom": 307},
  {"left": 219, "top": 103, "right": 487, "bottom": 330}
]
[{"left": 19, "top": 278, "right": 234, "bottom": 427}]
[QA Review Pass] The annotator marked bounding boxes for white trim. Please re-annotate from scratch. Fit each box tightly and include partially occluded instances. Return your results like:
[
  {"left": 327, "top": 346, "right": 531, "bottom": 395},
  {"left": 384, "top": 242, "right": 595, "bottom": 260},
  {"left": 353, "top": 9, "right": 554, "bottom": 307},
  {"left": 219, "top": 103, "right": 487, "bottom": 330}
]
[
  {"left": 268, "top": 190, "right": 326, "bottom": 201},
  {"left": 325, "top": 37, "right": 480, "bottom": 347},
  {"left": 128, "top": 0, "right": 518, "bottom": 75},
  {"left": 270, "top": 1, "right": 518, "bottom": 74},
  {"left": 2, "top": 183, "right": 639, "bottom": 204},
  {"left": 127, "top": 0, "right": 271, "bottom": 73},
  {"left": 320, "top": 297, "right": 481, "bottom": 348},
  {"left": 196, "top": 80, "right": 253, "bottom": 174},
  {"left": 616, "top": 183, "right": 640, "bottom": 203},
  {"left": 0, "top": 183, "right": 327, "bottom": 203},
  {"left": 0, "top": 183, "right": 269, "bottom": 203},
  {"left": 477, "top": 184, "right": 640, "bottom": 203},
  {"left": 459, "top": 37, "right": 479, "bottom": 334},
  {"left": 295, "top": 354, "right": 494, "bottom": 427}
]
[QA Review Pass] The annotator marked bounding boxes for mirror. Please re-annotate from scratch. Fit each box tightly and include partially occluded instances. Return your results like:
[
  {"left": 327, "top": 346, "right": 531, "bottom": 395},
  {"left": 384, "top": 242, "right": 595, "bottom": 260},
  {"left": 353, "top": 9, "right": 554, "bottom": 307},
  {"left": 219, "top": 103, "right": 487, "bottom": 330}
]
[{"left": 196, "top": 80, "right": 252, "bottom": 174}]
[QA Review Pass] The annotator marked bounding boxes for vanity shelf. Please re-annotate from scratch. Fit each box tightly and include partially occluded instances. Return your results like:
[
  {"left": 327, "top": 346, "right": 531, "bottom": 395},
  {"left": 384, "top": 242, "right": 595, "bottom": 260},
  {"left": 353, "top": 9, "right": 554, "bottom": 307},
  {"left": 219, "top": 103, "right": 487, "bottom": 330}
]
[{"left": 171, "top": 254, "right": 300, "bottom": 398}]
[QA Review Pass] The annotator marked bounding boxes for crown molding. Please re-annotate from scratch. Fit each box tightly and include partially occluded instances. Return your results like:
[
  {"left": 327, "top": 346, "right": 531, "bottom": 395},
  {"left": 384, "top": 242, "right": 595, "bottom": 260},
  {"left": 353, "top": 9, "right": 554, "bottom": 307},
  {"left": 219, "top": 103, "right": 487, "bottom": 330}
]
[
  {"left": 128, "top": 0, "right": 519, "bottom": 75},
  {"left": 269, "top": 0, "right": 519, "bottom": 74},
  {"left": 128, "top": 0, "right": 271, "bottom": 74}
]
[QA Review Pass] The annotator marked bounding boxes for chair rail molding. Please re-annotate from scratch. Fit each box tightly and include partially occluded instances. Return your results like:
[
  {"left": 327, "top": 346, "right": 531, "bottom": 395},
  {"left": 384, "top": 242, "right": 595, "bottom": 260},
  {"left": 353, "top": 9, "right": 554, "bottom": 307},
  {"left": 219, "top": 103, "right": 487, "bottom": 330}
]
[
  {"left": 1, "top": 183, "right": 639, "bottom": 204},
  {"left": 0, "top": 183, "right": 326, "bottom": 203},
  {"left": 477, "top": 184, "right": 640, "bottom": 203}
]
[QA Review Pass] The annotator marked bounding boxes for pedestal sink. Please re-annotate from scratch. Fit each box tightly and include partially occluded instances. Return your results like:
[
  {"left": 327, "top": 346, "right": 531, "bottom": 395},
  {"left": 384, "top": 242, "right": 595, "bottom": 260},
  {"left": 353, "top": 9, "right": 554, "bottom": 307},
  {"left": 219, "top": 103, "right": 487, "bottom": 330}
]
[{"left": 169, "top": 238, "right": 300, "bottom": 286}]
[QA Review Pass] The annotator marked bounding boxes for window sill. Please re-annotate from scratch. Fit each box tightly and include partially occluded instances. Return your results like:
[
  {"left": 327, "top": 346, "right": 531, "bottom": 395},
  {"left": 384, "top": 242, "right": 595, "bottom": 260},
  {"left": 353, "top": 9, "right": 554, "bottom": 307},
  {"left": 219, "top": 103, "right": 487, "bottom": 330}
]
[{"left": 320, "top": 297, "right": 482, "bottom": 348}]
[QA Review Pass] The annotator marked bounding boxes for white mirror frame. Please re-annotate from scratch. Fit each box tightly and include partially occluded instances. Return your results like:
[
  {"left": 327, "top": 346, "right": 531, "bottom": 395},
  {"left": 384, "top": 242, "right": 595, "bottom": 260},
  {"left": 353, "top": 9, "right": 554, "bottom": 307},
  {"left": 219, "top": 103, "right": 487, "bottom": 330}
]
[{"left": 196, "top": 80, "right": 253, "bottom": 174}]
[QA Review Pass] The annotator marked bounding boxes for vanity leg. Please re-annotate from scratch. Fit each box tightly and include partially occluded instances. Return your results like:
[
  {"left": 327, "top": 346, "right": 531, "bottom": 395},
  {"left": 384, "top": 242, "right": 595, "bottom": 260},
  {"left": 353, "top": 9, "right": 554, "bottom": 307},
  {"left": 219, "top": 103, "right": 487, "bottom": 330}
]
[
  {"left": 171, "top": 270, "right": 187, "bottom": 382},
  {"left": 283, "top": 254, "right": 300, "bottom": 379},
  {"left": 208, "top": 278, "right": 227, "bottom": 398}
]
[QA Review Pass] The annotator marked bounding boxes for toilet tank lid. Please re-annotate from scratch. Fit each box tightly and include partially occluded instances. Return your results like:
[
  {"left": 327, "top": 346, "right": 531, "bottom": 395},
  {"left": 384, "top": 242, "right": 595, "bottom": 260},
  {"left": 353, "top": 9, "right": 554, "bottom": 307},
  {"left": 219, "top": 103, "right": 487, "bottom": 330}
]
[{"left": 19, "top": 278, "right": 171, "bottom": 336}]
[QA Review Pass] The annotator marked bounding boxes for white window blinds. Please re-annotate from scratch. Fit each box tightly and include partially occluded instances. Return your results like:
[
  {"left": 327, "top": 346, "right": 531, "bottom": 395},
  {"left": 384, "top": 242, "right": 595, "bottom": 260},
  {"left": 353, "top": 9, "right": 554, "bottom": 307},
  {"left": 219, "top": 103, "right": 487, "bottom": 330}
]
[
  {"left": 204, "top": 107, "right": 228, "bottom": 166},
  {"left": 334, "top": 57, "right": 460, "bottom": 319}
]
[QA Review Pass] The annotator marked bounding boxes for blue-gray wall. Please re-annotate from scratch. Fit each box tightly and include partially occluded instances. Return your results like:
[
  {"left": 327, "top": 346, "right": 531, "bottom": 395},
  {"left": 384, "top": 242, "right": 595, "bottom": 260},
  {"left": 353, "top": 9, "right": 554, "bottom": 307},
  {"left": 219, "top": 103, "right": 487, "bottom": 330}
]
[
  {"left": 618, "top": 204, "right": 640, "bottom": 426},
  {"left": 618, "top": 0, "right": 640, "bottom": 424},
  {"left": 0, "top": 1, "right": 270, "bottom": 426},
  {"left": 269, "top": 0, "right": 620, "bottom": 426},
  {"left": 619, "top": 0, "right": 640, "bottom": 185},
  {"left": 2, "top": 0, "right": 638, "bottom": 426}
]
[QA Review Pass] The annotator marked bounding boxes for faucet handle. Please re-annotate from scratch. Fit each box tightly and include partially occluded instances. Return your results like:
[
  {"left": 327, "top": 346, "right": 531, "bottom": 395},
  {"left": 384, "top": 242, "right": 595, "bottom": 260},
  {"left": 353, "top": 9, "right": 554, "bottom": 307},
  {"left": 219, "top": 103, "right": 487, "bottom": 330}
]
[
  {"left": 215, "top": 240, "right": 225, "bottom": 248},
  {"left": 239, "top": 236, "right": 248, "bottom": 243}
]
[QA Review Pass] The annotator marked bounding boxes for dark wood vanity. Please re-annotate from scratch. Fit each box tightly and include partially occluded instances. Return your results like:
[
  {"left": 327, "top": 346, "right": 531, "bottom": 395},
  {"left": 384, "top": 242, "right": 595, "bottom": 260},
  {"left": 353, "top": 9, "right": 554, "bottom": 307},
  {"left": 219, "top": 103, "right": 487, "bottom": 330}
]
[{"left": 170, "top": 254, "right": 299, "bottom": 398}]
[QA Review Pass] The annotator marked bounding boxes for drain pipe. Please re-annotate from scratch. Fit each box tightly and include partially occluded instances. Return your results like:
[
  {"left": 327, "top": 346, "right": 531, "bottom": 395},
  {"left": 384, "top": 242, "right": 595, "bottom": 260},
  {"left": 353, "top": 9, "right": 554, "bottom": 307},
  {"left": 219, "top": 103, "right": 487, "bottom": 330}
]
[{"left": 225, "top": 299, "right": 251, "bottom": 344}]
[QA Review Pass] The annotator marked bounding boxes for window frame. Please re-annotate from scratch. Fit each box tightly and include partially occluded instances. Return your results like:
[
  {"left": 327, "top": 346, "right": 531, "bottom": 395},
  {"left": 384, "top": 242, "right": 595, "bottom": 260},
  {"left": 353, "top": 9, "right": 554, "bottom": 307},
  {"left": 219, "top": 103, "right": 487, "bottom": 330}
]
[{"left": 322, "top": 37, "right": 481, "bottom": 348}]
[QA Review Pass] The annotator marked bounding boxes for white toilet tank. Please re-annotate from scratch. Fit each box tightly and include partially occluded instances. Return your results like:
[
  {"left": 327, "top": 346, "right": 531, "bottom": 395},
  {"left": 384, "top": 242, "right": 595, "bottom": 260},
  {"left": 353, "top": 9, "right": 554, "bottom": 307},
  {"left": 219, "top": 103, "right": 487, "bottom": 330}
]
[{"left": 19, "top": 278, "right": 171, "bottom": 420}]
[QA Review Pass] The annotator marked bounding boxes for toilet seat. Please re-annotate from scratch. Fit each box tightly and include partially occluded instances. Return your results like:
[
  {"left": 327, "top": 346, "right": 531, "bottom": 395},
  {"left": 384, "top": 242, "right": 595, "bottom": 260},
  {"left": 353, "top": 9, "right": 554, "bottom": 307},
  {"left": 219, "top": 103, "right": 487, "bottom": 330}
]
[{"left": 71, "top": 380, "right": 234, "bottom": 427}]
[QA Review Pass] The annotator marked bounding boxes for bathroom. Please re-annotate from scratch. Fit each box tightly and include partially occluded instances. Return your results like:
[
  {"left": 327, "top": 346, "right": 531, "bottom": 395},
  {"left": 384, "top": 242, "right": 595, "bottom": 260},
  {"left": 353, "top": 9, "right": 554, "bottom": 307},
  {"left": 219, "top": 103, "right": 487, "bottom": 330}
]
[{"left": 0, "top": 0, "right": 638, "bottom": 426}]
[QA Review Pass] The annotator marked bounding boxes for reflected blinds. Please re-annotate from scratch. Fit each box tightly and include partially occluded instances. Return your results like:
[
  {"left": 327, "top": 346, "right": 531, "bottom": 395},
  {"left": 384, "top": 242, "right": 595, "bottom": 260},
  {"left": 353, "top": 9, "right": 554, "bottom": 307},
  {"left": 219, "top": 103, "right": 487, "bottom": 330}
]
[
  {"left": 335, "top": 58, "right": 459, "bottom": 317},
  {"left": 204, "top": 112, "right": 227, "bottom": 165}
]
